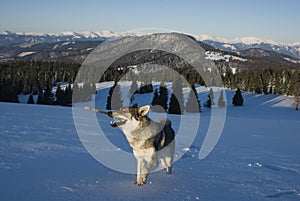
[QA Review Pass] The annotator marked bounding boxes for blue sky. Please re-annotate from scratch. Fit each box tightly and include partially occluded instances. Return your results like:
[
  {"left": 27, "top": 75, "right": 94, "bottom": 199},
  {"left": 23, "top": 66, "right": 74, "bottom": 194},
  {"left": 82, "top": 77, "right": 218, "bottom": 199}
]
[{"left": 1, "top": 0, "right": 299, "bottom": 43}]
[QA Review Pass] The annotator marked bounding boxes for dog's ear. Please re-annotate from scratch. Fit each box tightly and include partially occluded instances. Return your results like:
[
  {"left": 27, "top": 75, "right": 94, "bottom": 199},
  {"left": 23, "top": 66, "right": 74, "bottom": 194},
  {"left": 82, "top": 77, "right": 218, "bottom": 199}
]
[{"left": 138, "top": 105, "right": 150, "bottom": 116}]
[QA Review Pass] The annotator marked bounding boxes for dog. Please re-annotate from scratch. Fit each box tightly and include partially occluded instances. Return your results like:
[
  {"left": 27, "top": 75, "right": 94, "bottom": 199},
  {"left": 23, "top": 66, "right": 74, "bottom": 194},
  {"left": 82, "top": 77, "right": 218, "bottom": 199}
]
[{"left": 85, "top": 104, "right": 175, "bottom": 186}]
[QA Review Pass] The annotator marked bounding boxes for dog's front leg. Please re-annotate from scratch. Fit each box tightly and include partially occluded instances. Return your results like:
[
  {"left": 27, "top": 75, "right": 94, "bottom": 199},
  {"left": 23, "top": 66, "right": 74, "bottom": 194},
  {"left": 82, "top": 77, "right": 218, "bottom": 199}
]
[{"left": 136, "top": 158, "right": 146, "bottom": 186}]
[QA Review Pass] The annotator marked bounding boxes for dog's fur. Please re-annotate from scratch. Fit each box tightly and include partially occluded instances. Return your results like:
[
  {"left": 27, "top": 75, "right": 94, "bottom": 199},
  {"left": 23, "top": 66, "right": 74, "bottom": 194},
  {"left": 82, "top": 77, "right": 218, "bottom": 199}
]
[{"left": 110, "top": 104, "right": 175, "bottom": 186}]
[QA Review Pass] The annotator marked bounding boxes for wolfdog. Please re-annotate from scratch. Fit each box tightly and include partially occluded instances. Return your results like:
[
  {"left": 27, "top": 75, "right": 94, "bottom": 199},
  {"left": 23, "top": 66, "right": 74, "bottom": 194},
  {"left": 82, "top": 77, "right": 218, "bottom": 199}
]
[{"left": 85, "top": 104, "right": 175, "bottom": 186}]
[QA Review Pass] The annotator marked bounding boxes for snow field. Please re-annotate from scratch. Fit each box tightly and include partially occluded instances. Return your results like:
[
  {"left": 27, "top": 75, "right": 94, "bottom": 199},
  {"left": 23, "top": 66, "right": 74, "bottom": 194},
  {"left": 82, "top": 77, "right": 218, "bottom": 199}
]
[{"left": 0, "top": 83, "right": 300, "bottom": 201}]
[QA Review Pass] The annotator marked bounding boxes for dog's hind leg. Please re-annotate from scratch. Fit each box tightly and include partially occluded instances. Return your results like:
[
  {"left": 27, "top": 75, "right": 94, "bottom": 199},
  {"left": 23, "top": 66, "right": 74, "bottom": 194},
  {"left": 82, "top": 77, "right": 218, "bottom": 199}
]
[{"left": 165, "top": 140, "right": 175, "bottom": 174}]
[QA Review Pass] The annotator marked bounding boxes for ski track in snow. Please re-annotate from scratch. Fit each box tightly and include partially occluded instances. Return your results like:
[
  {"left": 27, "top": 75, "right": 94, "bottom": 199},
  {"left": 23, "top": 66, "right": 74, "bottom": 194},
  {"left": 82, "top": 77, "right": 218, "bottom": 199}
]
[{"left": 1, "top": 86, "right": 300, "bottom": 201}]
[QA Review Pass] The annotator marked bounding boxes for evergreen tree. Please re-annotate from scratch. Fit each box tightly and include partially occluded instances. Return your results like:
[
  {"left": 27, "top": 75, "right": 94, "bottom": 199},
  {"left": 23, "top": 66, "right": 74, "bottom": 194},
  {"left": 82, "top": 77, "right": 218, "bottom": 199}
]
[
  {"left": 72, "top": 83, "right": 80, "bottom": 103},
  {"left": 37, "top": 93, "right": 45, "bottom": 105},
  {"left": 293, "top": 77, "right": 300, "bottom": 110},
  {"left": 27, "top": 94, "right": 34, "bottom": 104},
  {"left": 55, "top": 85, "right": 64, "bottom": 105},
  {"left": 106, "top": 82, "right": 123, "bottom": 110},
  {"left": 81, "top": 82, "right": 93, "bottom": 102},
  {"left": 129, "top": 79, "right": 138, "bottom": 96},
  {"left": 159, "top": 82, "right": 169, "bottom": 112},
  {"left": 168, "top": 79, "right": 184, "bottom": 114},
  {"left": 186, "top": 84, "right": 201, "bottom": 112},
  {"left": 151, "top": 88, "right": 161, "bottom": 112},
  {"left": 64, "top": 84, "right": 72, "bottom": 106},
  {"left": 205, "top": 88, "right": 214, "bottom": 108},
  {"left": 44, "top": 84, "right": 54, "bottom": 105},
  {"left": 232, "top": 88, "right": 244, "bottom": 106},
  {"left": 217, "top": 90, "right": 226, "bottom": 107},
  {"left": 129, "top": 79, "right": 138, "bottom": 103}
]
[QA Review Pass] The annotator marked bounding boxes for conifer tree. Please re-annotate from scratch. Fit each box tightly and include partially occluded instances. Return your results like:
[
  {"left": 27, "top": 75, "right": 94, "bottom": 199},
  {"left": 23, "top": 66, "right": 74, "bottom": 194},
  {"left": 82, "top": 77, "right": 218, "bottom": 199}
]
[
  {"left": 72, "top": 83, "right": 80, "bottom": 103},
  {"left": 186, "top": 84, "right": 201, "bottom": 112},
  {"left": 205, "top": 88, "right": 214, "bottom": 108},
  {"left": 151, "top": 88, "right": 161, "bottom": 112},
  {"left": 44, "top": 84, "right": 54, "bottom": 105},
  {"left": 159, "top": 82, "right": 169, "bottom": 112},
  {"left": 37, "top": 93, "right": 45, "bottom": 105},
  {"left": 27, "top": 94, "right": 34, "bottom": 104},
  {"left": 217, "top": 90, "right": 226, "bottom": 107},
  {"left": 106, "top": 82, "right": 123, "bottom": 110},
  {"left": 129, "top": 79, "right": 138, "bottom": 96},
  {"left": 232, "top": 88, "right": 244, "bottom": 106},
  {"left": 168, "top": 79, "right": 184, "bottom": 114},
  {"left": 81, "top": 83, "right": 93, "bottom": 102},
  {"left": 64, "top": 84, "right": 72, "bottom": 106},
  {"left": 55, "top": 85, "right": 64, "bottom": 105}
]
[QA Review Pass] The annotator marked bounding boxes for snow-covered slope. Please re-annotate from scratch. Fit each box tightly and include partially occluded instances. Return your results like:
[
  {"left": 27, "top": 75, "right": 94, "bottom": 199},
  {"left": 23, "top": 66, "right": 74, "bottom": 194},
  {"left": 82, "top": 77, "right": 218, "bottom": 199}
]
[{"left": 0, "top": 85, "right": 300, "bottom": 201}]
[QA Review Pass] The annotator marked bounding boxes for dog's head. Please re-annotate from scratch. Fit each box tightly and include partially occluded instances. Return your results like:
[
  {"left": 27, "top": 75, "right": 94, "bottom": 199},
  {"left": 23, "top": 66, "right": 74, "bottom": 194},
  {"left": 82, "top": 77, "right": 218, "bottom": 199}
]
[{"left": 110, "top": 104, "right": 150, "bottom": 129}]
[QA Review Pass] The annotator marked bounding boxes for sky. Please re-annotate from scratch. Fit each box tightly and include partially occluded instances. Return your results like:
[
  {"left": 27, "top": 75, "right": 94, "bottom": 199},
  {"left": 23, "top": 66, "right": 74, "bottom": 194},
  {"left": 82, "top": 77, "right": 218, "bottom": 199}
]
[{"left": 0, "top": 0, "right": 300, "bottom": 43}]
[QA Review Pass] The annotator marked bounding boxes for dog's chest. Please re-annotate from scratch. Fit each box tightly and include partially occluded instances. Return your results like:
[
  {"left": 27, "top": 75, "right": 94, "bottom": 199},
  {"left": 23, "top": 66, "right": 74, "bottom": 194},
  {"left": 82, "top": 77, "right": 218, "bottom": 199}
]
[{"left": 126, "top": 136, "right": 155, "bottom": 151}]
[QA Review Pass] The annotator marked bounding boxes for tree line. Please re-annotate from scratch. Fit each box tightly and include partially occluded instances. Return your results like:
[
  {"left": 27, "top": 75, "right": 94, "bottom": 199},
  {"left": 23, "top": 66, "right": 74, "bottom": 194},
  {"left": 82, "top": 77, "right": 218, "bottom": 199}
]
[{"left": 0, "top": 60, "right": 299, "bottom": 106}]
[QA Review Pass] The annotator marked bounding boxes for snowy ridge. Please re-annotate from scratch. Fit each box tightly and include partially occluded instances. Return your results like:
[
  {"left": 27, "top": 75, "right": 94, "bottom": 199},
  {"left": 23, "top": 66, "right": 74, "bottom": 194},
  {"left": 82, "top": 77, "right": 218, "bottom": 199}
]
[
  {"left": 1, "top": 30, "right": 300, "bottom": 58},
  {"left": 2, "top": 30, "right": 299, "bottom": 46}
]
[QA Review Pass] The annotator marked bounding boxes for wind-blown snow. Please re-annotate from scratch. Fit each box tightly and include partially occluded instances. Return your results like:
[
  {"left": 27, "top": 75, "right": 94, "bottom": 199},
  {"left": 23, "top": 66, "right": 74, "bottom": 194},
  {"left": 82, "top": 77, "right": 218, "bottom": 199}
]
[{"left": 0, "top": 86, "right": 299, "bottom": 201}]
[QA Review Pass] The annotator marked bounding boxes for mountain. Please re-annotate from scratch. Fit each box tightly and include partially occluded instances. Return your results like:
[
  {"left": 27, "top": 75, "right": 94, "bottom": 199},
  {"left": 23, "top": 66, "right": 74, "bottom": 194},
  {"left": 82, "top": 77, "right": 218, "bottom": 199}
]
[
  {"left": 1, "top": 30, "right": 300, "bottom": 58},
  {"left": 1, "top": 31, "right": 300, "bottom": 65},
  {"left": 197, "top": 36, "right": 300, "bottom": 59}
]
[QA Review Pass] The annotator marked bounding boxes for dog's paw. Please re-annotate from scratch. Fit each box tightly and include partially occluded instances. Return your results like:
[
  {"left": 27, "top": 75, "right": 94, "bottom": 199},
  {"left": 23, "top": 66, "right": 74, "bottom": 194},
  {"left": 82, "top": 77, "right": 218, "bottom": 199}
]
[
  {"left": 166, "top": 166, "right": 172, "bottom": 174},
  {"left": 135, "top": 180, "right": 146, "bottom": 186}
]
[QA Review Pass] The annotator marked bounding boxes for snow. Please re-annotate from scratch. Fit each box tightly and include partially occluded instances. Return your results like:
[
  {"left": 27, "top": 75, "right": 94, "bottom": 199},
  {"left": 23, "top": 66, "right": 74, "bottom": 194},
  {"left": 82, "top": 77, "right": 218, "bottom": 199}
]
[
  {"left": 222, "top": 43, "right": 237, "bottom": 51},
  {"left": 1, "top": 84, "right": 300, "bottom": 201},
  {"left": 17, "top": 51, "right": 36, "bottom": 57},
  {"left": 205, "top": 51, "right": 247, "bottom": 62},
  {"left": 284, "top": 57, "right": 300, "bottom": 64}
]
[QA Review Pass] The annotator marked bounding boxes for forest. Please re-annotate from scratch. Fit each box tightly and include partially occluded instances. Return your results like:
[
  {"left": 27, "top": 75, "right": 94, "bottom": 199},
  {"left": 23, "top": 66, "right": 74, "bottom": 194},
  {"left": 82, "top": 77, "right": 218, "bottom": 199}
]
[{"left": 0, "top": 59, "right": 299, "bottom": 107}]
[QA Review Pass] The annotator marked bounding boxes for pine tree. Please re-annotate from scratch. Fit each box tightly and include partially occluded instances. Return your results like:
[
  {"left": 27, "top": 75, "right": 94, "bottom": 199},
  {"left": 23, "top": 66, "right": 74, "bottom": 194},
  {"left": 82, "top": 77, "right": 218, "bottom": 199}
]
[
  {"left": 232, "top": 88, "right": 244, "bottom": 106},
  {"left": 168, "top": 79, "right": 184, "bottom": 114},
  {"left": 55, "top": 85, "right": 64, "bottom": 105},
  {"left": 129, "top": 79, "right": 138, "bottom": 103},
  {"left": 72, "top": 83, "right": 80, "bottom": 103},
  {"left": 151, "top": 88, "right": 162, "bottom": 112},
  {"left": 217, "top": 90, "right": 226, "bottom": 107},
  {"left": 205, "top": 88, "right": 214, "bottom": 108},
  {"left": 27, "top": 94, "right": 34, "bottom": 104},
  {"left": 37, "top": 93, "right": 45, "bottom": 105},
  {"left": 129, "top": 79, "right": 138, "bottom": 96},
  {"left": 106, "top": 82, "right": 123, "bottom": 110},
  {"left": 159, "top": 82, "right": 169, "bottom": 112},
  {"left": 64, "top": 84, "right": 72, "bottom": 106},
  {"left": 81, "top": 83, "right": 93, "bottom": 102},
  {"left": 186, "top": 84, "right": 201, "bottom": 112},
  {"left": 293, "top": 79, "right": 300, "bottom": 110},
  {"left": 44, "top": 84, "right": 54, "bottom": 105}
]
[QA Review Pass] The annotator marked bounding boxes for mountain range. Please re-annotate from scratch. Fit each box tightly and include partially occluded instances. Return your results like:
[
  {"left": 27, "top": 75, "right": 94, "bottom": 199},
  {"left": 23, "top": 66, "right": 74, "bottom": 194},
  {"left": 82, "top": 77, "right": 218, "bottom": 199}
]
[{"left": 1, "top": 30, "right": 300, "bottom": 64}]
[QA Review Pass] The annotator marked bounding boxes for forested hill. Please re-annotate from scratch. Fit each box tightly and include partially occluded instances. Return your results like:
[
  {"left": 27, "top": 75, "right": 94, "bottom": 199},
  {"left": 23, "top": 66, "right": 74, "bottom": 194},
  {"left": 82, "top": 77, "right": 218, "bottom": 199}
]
[{"left": 0, "top": 34, "right": 300, "bottom": 104}]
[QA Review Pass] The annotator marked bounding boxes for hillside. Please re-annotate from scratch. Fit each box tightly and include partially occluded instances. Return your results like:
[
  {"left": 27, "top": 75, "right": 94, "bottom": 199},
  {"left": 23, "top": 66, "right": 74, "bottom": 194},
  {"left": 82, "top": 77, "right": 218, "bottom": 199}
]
[
  {"left": 0, "top": 84, "right": 300, "bottom": 201},
  {"left": 1, "top": 31, "right": 300, "bottom": 66}
]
